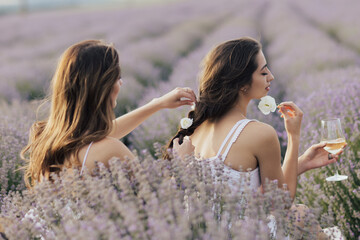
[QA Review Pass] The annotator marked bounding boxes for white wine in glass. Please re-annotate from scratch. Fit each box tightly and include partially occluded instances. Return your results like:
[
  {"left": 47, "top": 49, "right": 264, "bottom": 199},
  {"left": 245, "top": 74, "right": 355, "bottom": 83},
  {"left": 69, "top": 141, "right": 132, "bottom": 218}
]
[{"left": 321, "top": 118, "right": 348, "bottom": 181}]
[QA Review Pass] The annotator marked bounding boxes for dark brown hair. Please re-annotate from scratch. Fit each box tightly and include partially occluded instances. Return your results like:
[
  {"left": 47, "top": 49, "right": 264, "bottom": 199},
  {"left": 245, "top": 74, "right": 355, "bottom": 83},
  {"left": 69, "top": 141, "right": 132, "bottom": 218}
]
[
  {"left": 164, "top": 37, "right": 261, "bottom": 159},
  {"left": 21, "top": 40, "right": 121, "bottom": 187}
]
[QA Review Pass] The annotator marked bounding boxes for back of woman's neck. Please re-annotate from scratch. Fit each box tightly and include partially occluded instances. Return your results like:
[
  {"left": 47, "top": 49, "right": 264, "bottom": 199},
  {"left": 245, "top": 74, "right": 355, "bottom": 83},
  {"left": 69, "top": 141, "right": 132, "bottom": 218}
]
[{"left": 225, "top": 106, "right": 247, "bottom": 120}]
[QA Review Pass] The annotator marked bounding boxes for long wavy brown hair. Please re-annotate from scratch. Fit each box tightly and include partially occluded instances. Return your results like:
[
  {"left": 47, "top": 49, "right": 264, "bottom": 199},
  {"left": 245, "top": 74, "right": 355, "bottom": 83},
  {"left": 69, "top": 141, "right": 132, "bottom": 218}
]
[
  {"left": 164, "top": 37, "right": 261, "bottom": 159},
  {"left": 21, "top": 40, "right": 121, "bottom": 187}
]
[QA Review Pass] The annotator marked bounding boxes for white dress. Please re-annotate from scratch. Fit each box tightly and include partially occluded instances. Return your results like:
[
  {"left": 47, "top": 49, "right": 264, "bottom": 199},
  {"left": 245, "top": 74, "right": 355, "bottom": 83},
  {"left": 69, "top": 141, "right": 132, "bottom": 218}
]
[{"left": 197, "top": 119, "right": 284, "bottom": 238}]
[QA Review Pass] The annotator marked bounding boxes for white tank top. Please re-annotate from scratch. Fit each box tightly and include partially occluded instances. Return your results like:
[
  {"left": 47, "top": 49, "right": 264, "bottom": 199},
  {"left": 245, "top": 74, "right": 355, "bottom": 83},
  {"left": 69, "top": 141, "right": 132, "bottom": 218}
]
[{"left": 199, "top": 119, "right": 261, "bottom": 191}]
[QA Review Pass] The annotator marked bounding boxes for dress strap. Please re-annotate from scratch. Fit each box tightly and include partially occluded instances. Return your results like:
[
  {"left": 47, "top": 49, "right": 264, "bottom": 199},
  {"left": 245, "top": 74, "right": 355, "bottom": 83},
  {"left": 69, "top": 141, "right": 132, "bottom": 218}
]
[
  {"left": 80, "top": 142, "right": 93, "bottom": 175},
  {"left": 216, "top": 119, "right": 247, "bottom": 158},
  {"left": 221, "top": 119, "right": 254, "bottom": 161}
]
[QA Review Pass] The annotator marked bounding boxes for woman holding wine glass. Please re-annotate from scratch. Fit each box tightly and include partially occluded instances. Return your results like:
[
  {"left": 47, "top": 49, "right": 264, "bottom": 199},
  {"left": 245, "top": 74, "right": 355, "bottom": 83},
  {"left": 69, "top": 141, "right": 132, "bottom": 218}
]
[{"left": 166, "top": 37, "right": 345, "bottom": 239}]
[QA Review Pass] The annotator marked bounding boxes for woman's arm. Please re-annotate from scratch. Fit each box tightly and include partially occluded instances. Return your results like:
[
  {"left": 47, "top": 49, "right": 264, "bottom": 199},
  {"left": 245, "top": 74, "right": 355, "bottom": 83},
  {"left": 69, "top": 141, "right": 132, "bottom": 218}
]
[
  {"left": 256, "top": 102, "right": 302, "bottom": 200},
  {"left": 109, "top": 87, "right": 196, "bottom": 139},
  {"left": 278, "top": 102, "right": 303, "bottom": 199},
  {"left": 281, "top": 134, "right": 300, "bottom": 199}
]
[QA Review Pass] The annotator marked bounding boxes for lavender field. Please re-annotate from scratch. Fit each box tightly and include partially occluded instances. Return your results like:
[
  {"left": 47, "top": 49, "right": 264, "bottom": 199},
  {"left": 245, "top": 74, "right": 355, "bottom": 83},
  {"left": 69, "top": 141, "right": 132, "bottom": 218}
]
[{"left": 0, "top": 0, "right": 359, "bottom": 239}]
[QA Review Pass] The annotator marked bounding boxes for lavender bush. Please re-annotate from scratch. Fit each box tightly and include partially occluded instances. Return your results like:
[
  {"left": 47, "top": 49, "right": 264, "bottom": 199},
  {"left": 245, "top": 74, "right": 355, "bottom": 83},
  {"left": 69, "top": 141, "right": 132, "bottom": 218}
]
[
  {"left": 0, "top": 101, "right": 38, "bottom": 197},
  {"left": 1, "top": 151, "right": 332, "bottom": 240}
]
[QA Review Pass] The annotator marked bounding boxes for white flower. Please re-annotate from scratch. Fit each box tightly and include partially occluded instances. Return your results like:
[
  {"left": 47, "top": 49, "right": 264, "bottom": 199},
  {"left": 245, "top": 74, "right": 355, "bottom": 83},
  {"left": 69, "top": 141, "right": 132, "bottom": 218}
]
[
  {"left": 180, "top": 117, "right": 193, "bottom": 129},
  {"left": 258, "top": 95, "right": 277, "bottom": 115}
]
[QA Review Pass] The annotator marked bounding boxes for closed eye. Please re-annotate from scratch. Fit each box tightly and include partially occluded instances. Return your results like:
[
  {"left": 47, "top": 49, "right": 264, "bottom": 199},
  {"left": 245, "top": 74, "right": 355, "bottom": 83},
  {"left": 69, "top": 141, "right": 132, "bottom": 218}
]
[{"left": 261, "top": 73, "right": 268, "bottom": 76}]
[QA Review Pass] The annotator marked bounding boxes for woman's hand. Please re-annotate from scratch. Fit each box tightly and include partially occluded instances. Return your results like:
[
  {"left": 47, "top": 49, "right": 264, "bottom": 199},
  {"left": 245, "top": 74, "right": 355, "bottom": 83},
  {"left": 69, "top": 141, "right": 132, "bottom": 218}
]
[
  {"left": 173, "top": 136, "right": 195, "bottom": 160},
  {"left": 153, "top": 87, "right": 196, "bottom": 109},
  {"left": 298, "top": 142, "right": 345, "bottom": 175},
  {"left": 278, "top": 101, "right": 303, "bottom": 137}
]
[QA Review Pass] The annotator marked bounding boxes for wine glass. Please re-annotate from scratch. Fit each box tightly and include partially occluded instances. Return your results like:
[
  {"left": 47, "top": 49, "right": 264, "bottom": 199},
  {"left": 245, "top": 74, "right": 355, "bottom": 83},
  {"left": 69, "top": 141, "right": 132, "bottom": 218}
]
[{"left": 321, "top": 118, "right": 348, "bottom": 181}]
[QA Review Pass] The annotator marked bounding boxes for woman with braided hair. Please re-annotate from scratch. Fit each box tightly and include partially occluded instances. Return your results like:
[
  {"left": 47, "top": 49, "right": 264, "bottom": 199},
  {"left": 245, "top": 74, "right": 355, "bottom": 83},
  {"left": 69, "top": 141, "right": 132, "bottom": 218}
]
[{"left": 165, "top": 37, "right": 342, "bottom": 239}]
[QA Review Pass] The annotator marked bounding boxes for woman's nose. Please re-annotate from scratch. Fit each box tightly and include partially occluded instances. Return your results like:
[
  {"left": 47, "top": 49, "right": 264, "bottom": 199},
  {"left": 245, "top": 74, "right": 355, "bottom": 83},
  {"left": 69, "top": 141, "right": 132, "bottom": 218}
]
[{"left": 268, "top": 72, "right": 274, "bottom": 82}]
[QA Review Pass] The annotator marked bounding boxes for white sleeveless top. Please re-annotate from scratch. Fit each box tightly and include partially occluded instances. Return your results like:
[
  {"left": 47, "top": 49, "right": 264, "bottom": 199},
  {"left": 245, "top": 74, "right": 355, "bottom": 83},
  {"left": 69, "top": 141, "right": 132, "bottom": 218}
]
[{"left": 200, "top": 119, "right": 261, "bottom": 191}]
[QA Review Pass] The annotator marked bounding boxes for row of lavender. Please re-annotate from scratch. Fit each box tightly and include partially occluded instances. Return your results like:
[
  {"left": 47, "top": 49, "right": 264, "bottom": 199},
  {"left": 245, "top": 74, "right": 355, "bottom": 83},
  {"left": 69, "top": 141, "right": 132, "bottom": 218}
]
[{"left": 293, "top": 0, "right": 360, "bottom": 54}]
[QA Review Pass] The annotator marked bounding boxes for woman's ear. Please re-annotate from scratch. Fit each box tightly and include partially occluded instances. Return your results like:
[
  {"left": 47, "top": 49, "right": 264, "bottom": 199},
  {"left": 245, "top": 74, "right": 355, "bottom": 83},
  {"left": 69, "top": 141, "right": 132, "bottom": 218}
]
[{"left": 240, "top": 86, "right": 249, "bottom": 94}]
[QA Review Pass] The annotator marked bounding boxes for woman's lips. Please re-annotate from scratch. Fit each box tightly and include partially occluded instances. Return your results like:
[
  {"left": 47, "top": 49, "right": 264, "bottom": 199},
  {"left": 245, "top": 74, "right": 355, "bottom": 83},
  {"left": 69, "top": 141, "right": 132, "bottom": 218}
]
[{"left": 265, "top": 86, "right": 270, "bottom": 91}]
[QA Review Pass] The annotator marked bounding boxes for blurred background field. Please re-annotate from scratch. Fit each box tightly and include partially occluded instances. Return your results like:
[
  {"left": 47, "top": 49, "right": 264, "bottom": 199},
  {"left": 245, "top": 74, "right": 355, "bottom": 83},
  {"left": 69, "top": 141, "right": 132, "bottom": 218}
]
[
  {"left": 0, "top": 0, "right": 174, "bottom": 14},
  {"left": 0, "top": 0, "right": 359, "bottom": 238}
]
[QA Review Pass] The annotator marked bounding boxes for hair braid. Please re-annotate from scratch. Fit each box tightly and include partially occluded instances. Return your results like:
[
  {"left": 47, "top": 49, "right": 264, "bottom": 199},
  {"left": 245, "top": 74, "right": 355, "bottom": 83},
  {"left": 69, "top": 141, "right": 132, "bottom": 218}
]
[{"left": 163, "top": 103, "right": 208, "bottom": 160}]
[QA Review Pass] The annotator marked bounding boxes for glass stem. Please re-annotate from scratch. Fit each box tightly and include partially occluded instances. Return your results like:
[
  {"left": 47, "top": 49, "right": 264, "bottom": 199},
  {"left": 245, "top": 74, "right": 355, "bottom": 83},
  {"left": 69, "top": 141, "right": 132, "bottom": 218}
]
[{"left": 334, "top": 158, "right": 340, "bottom": 176}]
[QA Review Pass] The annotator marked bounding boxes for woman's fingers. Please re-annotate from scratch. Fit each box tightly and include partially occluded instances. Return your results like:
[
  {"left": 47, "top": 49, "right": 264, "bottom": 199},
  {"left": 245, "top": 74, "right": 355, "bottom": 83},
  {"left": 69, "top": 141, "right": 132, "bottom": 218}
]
[
  {"left": 173, "top": 136, "right": 194, "bottom": 160},
  {"left": 160, "top": 87, "right": 196, "bottom": 109},
  {"left": 278, "top": 102, "right": 302, "bottom": 115},
  {"left": 315, "top": 141, "right": 345, "bottom": 155},
  {"left": 173, "top": 138, "right": 180, "bottom": 148},
  {"left": 176, "top": 87, "right": 197, "bottom": 107},
  {"left": 326, "top": 153, "right": 338, "bottom": 165},
  {"left": 278, "top": 106, "right": 294, "bottom": 118},
  {"left": 277, "top": 102, "right": 303, "bottom": 120},
  {"left": 178, "top": 87, "right": 196, "bottom": 102},
  {"left": 184, "top": 87, "right": 197, "bottom": 102},
  {"left": 312, "top": 141, "right": 327, "bottom": 149},
  {"left": 182, "top": 137, "right": 195, "bottom": 151}
]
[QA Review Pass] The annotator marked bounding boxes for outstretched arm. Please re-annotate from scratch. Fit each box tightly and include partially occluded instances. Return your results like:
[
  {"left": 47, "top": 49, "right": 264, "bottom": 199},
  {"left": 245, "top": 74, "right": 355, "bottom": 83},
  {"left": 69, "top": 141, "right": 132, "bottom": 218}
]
[{"left": 109, "top": 87, "right": 196, "bottom": 139}]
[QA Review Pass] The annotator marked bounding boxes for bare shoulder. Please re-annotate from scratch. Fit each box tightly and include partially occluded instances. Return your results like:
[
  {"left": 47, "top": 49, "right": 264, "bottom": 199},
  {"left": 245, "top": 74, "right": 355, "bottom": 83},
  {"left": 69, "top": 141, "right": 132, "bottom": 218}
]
[
  {"left": 224, "top": 120, "right": 280, "bottom": 171},
  {"left": 230, "top": 121, "right": 279, "bottom": 153},
  {"left": 242, "top": 121, "right": 281, "bottom": 161},
  {"left": 243, "top": 121, "right": 278, "bottom": 143},
  {"left": 95, "top": 137, "right": 133, "bottom": 157},
  {"left": 81, "top": 137, "right": 134, "bottom": 170}
]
